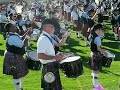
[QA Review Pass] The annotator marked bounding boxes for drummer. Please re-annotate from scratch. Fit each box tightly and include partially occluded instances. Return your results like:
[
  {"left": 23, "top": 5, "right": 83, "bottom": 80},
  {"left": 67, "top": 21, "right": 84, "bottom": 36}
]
[
  {"left": 88, "top": 24, "right": 108, "bottom": 89},
  {"left": 71, "top": 5, "right": 82, "bottom": 38},
  {"left": 37, "top": 19, "right": 63, "bottom": 90}
]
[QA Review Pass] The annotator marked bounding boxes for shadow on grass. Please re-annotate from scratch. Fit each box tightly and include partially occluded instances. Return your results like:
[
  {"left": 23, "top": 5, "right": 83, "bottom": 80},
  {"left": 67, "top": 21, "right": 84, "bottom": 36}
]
[
  {"left": 0, "top": 50, "right": 4, "bottom": 56},
  {"left": 104, "top": 32, "right": 115, "bottom": 40},
  {"left": 0, "top": 43, "right": 3, "bottom": 46},
  {"left": 103, "top": 24, "right": 112, "bottom": 32},
  {"left": 101, "top": 69, "right": 120, "bottom": 77}
]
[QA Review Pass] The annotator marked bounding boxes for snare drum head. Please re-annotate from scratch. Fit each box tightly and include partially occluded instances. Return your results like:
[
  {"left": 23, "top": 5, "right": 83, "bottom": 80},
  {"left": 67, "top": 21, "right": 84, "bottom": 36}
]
[
  {"left": 60, "top": 56, "right": 81, "bottom": 64},
  {"left": 105, "top": 50, "right": 115, "bottom": 58},
  {"left": 27, "top": 51, "right": 39, "bottom": 61}
]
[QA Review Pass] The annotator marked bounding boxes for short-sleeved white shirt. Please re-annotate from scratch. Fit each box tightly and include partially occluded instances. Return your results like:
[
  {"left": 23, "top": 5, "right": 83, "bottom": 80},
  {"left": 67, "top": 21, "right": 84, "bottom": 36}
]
[
  {"left": 71, "top": 11, "right": 79, "bottom": 20},
  {"left": 66, "top": 5, "right": 71, "bottom": 13},
  {"left": 64, "top": 4, "right": 67, "bottom": 11},
  {"left": 37, "top": 31, "right": 56, "bottom": 64}
]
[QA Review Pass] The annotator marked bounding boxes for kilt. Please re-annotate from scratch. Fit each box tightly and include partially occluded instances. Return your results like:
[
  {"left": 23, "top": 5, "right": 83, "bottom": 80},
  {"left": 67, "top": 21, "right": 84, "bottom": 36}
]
[
  {"left": 88, "top": 52, "right": 102, "bottom": 71},
  {"left": 41, "top": 62, "right": 62, "bottom": 90},
  {"left": 73, "top": 20, "right": 82, "bottom": 31},
  {"left": 67, "top": 12, "right": 71, "bottom": 22},
  {"left": 3, "top": 51, "right": 29, "bottom": 79}
]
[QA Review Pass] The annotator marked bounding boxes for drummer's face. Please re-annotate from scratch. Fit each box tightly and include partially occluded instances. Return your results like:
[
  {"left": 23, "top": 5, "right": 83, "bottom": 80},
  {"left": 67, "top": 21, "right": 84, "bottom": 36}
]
[{"left": 43, "top": 24, "right": 55, "bottom": 34}]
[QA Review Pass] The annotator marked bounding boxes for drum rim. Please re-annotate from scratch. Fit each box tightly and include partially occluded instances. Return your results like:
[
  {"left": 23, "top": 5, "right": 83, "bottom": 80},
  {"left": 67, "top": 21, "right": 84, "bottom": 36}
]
[
  {"left": 60, "top": 56, "right": 81, "bottom": 64},
  {"left": 26, "top": 50, "right": 40, "bottom": 61},
  {"left": 105, "top": 50, "right": 115, "bottom": 59}
]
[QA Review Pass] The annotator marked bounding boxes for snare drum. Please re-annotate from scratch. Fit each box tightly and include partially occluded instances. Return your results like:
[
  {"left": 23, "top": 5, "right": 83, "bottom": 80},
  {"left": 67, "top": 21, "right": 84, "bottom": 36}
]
[
  {"left": 26, "top": 50, "right": 41, "bottom": 70},
  {"left": 102, "top": 50, "right": 115, "bottom": 67},
  {"left": 60, "top": 56, "right": 84, "bottom": 78}
]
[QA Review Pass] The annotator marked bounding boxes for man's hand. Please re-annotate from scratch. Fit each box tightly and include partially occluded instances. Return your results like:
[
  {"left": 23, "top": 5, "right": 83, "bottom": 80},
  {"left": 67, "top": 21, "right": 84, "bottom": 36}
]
[{"left": 55, "top": 52, "right": 64, "bottom": 62}]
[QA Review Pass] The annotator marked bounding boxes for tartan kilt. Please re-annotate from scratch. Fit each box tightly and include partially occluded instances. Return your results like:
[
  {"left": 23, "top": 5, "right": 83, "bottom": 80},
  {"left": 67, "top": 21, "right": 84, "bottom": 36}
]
[
  {"left": 41, "top": 62, "right": 62, "bottom": 90},
  {"left": 88, "top": 52, "right": 102, "bottom": 71},
  {"left": 3, "top": 51, "right": 29, "bottom": 79}
]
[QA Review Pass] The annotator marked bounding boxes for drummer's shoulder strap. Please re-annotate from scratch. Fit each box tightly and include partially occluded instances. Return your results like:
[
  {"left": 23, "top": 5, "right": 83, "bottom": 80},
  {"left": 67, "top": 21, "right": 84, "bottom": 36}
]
[
  {"left": 7, "top": 33, "right": 21, "bottom": 41},
  {"left": 42, "top": 34, "right": 54, "bottom": 45}
]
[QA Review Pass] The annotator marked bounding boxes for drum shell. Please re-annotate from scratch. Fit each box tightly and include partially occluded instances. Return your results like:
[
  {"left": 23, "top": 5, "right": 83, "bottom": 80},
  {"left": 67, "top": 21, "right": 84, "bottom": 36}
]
[
  {"left": 26, "top": 51, "right": 41, "bottom": 70},
  {"left": 60, "top": 58, "right": 84, "bottom": 78},
  {"left": 102, "top": 56, "right": 112, "bottom": 67}
]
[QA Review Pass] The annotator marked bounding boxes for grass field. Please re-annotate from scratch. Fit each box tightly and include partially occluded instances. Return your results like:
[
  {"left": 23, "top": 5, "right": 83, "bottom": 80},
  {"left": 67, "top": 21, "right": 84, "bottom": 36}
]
[{"left": 0, "top": 22, "right": 120, "bottom": 90}]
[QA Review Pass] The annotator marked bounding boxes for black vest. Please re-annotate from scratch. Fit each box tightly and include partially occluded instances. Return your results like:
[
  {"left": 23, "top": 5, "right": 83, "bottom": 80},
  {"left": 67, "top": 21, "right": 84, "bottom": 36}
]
[
  {"left": 6, "top": 33, "right": 25, "bottom": 55},
  {"left": 90, "top": 33, "right": 99, "bottom": 52}
]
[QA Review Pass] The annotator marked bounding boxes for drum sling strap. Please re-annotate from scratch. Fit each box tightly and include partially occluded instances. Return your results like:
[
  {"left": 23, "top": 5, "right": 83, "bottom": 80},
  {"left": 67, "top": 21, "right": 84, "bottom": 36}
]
[
  {"left": 6, "top": 33, "right": 25, "bottom": 55},
  {"left": 42, "top": 34, "right": 53, "bottom": 45}
]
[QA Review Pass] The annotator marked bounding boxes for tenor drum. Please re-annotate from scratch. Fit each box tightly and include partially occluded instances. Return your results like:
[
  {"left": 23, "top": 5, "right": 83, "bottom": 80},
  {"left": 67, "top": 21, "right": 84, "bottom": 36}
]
[
  {"left": 60, "top": 56, "right": 84, "bottom": 78},
  {"left": 26, "top": 50, "right": 41, "bottom": 70},
  {"left": 102, "top": 50, "right": 115, "bottom": 67}
]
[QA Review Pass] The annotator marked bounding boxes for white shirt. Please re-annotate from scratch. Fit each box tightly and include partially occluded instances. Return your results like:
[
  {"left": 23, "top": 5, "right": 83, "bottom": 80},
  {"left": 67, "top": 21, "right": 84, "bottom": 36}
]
[
  {"left": 10, "top": 9, "right": 16, "bottom": 15},
  {"left": 66, "top": 5, "right": 71, "bottom": 13},
  {"left": 7, "top": 32, "right": 24, "bottom": 48},
  {"left": 64, "top": 4, "right": 67, "bottom": 11},
  {"left": 37, "top": 31, "right": 56, "bottom": 64},
  {"left": 51, "top": 34, "right": 60, "bottom": 45},
  {"left": 71, "top": 11, "right": 79, "bottom": 20},
  {"left": 29, "top": 11, "right": 34, "bottom": 21},
  {"left": 9, "top": 20, "right": 17, "bottom": 25}
]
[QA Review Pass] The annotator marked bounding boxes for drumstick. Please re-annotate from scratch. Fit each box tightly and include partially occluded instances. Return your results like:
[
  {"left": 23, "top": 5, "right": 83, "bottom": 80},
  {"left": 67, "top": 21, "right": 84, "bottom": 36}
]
[{"left": 62, "top": 53, "right": 74, "bottom": 60}]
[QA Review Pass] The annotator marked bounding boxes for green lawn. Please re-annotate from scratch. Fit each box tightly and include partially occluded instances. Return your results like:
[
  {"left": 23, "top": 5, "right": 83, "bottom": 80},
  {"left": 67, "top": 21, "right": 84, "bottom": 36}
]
[{"left": 0, "top": 23, "right": 120, "bottom": 90}]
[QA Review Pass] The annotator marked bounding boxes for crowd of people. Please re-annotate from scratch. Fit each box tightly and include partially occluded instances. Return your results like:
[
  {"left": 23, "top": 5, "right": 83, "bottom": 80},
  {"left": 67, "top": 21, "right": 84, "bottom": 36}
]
[{"left": 0, "top": 0, "right": 120, "bottom": 90}]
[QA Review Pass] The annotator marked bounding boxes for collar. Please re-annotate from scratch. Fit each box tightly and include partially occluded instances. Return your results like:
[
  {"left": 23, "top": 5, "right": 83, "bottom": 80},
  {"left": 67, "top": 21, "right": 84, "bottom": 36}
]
[
  {"left": 8, "top": 32, "right": 18, "bottom": 35},
  {"left": 95, "top": 31, "right": 99, "bottom": 35},
  {"left": 42, "top": 31, "right": 52, "bottom": 39}
]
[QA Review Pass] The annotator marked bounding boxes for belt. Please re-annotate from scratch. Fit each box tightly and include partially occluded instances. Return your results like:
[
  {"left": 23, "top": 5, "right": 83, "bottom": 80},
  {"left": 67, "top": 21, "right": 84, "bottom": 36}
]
[{"left": 42, "top": 62, "right": 60, "bottom": 70}]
